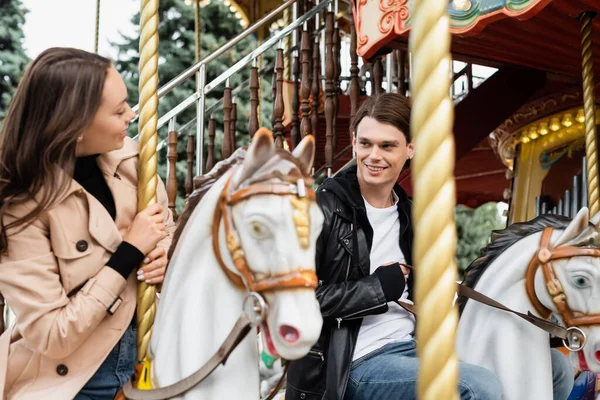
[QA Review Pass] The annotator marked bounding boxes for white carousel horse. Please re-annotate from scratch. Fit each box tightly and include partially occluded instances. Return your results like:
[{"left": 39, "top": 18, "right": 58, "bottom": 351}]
[
  {"left": 457, "top": 208, "right": 600, "bottom": 400},
  {"left": 148, "top": 129, "right": 324, "bottom": 399}
]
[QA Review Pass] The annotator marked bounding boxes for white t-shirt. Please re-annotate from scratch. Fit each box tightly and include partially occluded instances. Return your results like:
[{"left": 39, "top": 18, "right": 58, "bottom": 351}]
[{"left": 352, "top": 194, "right": 416, "bottom": 361}]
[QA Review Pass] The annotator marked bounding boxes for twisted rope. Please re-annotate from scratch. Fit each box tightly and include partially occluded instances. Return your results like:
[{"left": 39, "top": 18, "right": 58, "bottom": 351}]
[
  {"left": 195, "top": 0, "right": 201, "bottom": 88},
  {"left": 136, "top": 0, "right": 160, "bottom": 363},
  {"left": 94, "top": 0, "right": 100, "bottom": 53},
  {"left": 409, "top": 0, "right": 459, "bottom": 398},
  {"left": 580, "top": 12, "right": 599, "bottom": 217}
]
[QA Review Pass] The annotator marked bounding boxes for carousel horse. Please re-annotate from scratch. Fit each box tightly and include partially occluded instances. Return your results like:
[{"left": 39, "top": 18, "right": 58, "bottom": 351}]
[
  {"left": 145, "top": 129, "right": 324, "bottom": 399},
  {"left": 457, "top": 208, "right": 600, "bottom": 400}
]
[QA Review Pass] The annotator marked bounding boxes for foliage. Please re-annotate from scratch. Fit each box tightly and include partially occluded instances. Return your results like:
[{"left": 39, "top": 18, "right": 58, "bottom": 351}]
[
  {"left": 112, "top": 0, "right": 275, "bottom": 212},
  {"left": 0, "top": 0, "right": 29, "bottom": 125},
  {"left": 455, "top": 202, "right": 506, "bottom": 276}
]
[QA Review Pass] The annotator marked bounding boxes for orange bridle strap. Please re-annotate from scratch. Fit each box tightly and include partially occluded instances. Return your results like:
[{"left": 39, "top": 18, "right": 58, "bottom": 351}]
[
  {"left": 212, "top": 176, "right": 318, "bottom": 293},
  {"left": 526, "top": 227, "right": 600, "bottom": 327}
]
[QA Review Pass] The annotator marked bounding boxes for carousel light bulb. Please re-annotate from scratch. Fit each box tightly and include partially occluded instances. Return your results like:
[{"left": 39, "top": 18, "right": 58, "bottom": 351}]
[
  {"left": 223, "top": 0, "right": 230, "bottom": 5},
  {"left": 528, "top": 126, "right": 538, "bottom": 140},
  {"left": 576, "top": 109, "right": 585, "bottom": 123},
  {"left": 229, "top": 5, "right": 236, "bottom": 12},
  {"left": 521, "top": 136, "right": 531, "bottom": 144},
  {"left": 538, "top": 122, "right": 549, "bottom": 136},
  {"left": 550, "top": 117, "right": 561, "bottom": 131},
  {"left": 562, "top": 113, "right": 573, "bottom": 127},
  {"left": 452, "top": 0, "right": 471, "bottom": 11}
]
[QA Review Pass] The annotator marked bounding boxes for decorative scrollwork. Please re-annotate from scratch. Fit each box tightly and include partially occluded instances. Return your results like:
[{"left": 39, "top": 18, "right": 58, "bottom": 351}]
[
  {"left": 356, "top": 0, "right": 370, "bottom": 54},
  {"left": 378, "top": 0, "right": 409, "bottom": 34}
]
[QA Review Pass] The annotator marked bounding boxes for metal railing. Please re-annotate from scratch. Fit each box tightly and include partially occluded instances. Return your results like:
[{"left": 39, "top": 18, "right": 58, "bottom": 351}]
[
  {"left": 156, "top": 0, "right": 331, "bottom": 175},
  {"left": 154, "top": 17, "right": 334, "bottom": 152},
  {"left": 130, "top": 0, "right": 296, "bottom": 116}
]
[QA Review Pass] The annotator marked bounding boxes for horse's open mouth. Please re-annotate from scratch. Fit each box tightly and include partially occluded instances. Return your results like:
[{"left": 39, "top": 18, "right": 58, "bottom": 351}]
[
  {"left": 262, "top": 323, "right": 280, "bottom": 358},
  {"left": 595, "top": 350, "right": 600, "bottom": 363}
]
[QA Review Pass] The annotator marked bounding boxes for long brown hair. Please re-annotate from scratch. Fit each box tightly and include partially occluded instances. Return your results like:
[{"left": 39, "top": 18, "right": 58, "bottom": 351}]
[{"left": 0, "top": 47, "right": 111, "bottom": 255}]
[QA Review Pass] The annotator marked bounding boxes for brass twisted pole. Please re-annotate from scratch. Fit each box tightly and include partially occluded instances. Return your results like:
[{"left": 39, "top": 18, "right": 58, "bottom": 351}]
[
  {"left": 409, "top": 0, "right": 459, "bottom": 398},
  {"left": 94, "top": 0, "right": 100, "bottom": 53},
  {"left": 580, "top": 12, "right": 599, "bottom": 217},
  {"left": 136, "top": 0, "right": 160, "bottom": 363},
  {"left": 195, "top": 0, "right": 201, "bottom": 88}
]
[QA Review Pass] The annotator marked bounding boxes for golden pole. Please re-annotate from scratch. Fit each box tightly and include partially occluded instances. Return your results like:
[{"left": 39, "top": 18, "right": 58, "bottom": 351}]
[
  {"left": 283, "top": 8, "right": 291, "bottom": 80},
  {"left": 94, "top": 0, "right": 100, "bottom": 53},
  {"left": 409, "top": 0, "right": 459, "bottom": 398},
  {"left": 195, "top": 0, "right": 201, "bottom": 88},
  {"left": 136, "top": 0, "right": 160, "bottom": 364},
  {"left": 580, "top": 12, "right": 599, "bottom": 217}
]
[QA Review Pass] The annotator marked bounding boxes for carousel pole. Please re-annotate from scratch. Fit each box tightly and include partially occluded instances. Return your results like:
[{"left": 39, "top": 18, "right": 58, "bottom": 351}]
[
  {"left": 195, "top": 0, "right": 201, "bottom": 86},
  {"left": 580, "top": 12, "right": 599, "bottom": 217},
  {"left": 136, "top": 0, "right": 160, "bottom": 384},
  {"left": 94, "top": 0, "right": 100, "bottom": 53},
  {"left": 409, "top": 0, "right": 459, "bottom": 398}
]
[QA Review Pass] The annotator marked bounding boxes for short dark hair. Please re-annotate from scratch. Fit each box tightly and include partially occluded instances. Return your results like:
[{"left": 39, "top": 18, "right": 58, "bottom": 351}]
[{"left": 350, "top": 93, "right": 411, "bottom": 141}]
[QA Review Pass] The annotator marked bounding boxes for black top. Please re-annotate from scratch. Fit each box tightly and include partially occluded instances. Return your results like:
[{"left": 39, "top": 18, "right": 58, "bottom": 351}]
[
  {"left": 74, "top": 155, "right": 116, "bottom": 220},
  {"left": 73, "top": 155, "right": 144, "bottom": 279}
]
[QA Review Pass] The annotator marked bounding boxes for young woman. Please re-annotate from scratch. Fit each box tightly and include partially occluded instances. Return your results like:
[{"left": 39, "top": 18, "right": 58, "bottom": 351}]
[{"left": 0, "top": 47, "right": 176, "bottom": 400}]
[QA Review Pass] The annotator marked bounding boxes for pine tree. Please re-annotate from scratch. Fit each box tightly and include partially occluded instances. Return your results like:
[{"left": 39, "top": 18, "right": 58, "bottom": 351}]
[
  {"left": 455, "top": 202, "right": 505, "bottom": 276},
  {"left": 113, "top": 0, "right": 275, "bottom": 212},
  {"left": 0, "top": 0, "right": 29, "bottom": 123}
]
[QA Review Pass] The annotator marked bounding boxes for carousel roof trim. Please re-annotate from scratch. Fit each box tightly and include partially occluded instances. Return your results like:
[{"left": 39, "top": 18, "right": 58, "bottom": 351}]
[{"left": 353, "top": 0, "right": 552, "bottom": 59}]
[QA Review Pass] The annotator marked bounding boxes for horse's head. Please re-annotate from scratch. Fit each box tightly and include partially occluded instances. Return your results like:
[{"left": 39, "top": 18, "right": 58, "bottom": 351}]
[
  {"left": 214, "top": 128, "right": 324, "bottom": 360},
  {"left": 530, "top": 208, "right": 600, "bottom": 372}
]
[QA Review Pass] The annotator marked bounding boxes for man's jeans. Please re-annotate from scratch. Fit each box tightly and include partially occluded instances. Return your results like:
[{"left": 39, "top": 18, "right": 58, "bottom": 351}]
[
  {"left": 344, "top": 340, "right": 574, "bottom": 400},
  {"left": 74, "top": 321, "right": 137, "bottom": 400}
]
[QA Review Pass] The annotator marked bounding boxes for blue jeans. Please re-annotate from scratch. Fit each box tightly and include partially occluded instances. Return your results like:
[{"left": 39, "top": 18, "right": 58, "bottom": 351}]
[
  {"left": 344, "top": 340, "right": 574, "bottom": 400},
  {"left": 74, "top": 321, "right": 137, "bottom": 400}
]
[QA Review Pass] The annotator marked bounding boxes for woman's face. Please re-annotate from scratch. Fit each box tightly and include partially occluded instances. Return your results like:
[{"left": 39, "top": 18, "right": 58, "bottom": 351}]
[{"left": 76, "top": 67, "right": 135, "bottom": 157}]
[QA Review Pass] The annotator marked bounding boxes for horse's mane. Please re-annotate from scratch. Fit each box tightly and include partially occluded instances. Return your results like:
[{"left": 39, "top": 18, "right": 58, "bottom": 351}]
[
  {"left": 457, "top": 214, "right": 571, "bottom": 314},
  {"left": 167, "top": 148, "right": 247, "bottom": 260},
  {"left": 167, "top": 146, "right": 310, "bottom": 261}
]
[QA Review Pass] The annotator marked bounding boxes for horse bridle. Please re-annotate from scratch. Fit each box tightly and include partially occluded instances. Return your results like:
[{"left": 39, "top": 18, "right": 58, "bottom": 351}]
[
  {"left": 526, "top": 227, "right": 600, "bottom": 352},
  {"left": 122, "top": 175, "right": 319, "bottom": 400}
]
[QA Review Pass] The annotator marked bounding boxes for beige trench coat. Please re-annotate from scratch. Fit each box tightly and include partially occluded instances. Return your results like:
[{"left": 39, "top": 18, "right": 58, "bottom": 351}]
[{"left": 0, "top": 137, "right": 175, "bottom": 400}]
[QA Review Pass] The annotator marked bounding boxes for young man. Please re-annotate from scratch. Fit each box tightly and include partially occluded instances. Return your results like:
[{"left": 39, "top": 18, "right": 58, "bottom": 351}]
[{"left": 286, "top": 93, "right": 574, "bottom": 400}]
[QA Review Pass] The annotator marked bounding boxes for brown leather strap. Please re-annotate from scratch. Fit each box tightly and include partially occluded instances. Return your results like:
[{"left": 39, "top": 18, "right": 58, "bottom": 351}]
[
  {"left": 395, "top": 261, "right": 566, "bottom": 339},
  {"left": 122, "top": 313, "right": 253, "bottom": 400},
  {"left": 456, "top": 284, "right": 567, "bottom": 339},
  {"left": 395, "top": 300, "right": 416, "bottom": 315},
  {"left": 261, "top": 361, "right": 289, "bottom": 400}
]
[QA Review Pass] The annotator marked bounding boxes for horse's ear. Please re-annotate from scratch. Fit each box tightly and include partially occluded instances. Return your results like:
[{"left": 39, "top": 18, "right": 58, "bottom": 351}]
[
  {"left": 554, "top": 207, "right": 589, "bottom": 247},
  {"left": 232, "top": 128, "right": 275, "bottom": 188},
  {"left": 291, "top": 134, "right": 316, "bottom": 175},
  {"left": 591, "top": 211, "right": 600, "bottom": 226}
]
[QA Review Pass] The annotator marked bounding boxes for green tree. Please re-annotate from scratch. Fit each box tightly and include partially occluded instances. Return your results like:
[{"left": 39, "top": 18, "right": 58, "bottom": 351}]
[
  {"left": 112, "top": 0, "right": 275, "bottom": 212},
  {"left": 455, "top": 202, "right": 505, "bottom": 276},
  {"left": 0, "top": 0, "right": 29, "bottom": 123}
]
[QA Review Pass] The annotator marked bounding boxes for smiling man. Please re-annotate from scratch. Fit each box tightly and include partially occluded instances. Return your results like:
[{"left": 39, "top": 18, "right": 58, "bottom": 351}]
[{"left": 286, "top": 93, "right": 574, "bottom": 400}]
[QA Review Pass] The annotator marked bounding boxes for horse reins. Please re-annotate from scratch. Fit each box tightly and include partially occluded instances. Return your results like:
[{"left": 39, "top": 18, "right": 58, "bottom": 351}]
[
  {"left": 123, "top": 176, "right": 318, "bottom": 400},
  {"left": 211, "top": 175, "right": 318, "bottom": 293}
]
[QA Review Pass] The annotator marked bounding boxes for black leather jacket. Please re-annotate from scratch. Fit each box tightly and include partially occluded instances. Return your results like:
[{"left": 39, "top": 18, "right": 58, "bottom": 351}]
[{"left": 286, "top": 164, "right": 414, "bottom": 400}]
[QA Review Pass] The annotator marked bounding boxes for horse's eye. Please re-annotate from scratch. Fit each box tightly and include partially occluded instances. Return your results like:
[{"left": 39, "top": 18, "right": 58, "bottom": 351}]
[
  {"left": 249, "top": 221, "right": 269, "bottom": 239},
  {"left": 571, "top": 274, "right": 591, "bottom": 289}
]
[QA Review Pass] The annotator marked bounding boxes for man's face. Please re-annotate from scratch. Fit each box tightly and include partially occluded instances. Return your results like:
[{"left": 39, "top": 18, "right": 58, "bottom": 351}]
[{"left": 353, "top": 116, "right": 413, "bottom": 190}]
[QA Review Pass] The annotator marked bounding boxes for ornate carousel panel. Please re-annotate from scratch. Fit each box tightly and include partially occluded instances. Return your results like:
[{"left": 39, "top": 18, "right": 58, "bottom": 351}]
[{"left": 352, "top": 0, "right": 551, "bottom": 59}]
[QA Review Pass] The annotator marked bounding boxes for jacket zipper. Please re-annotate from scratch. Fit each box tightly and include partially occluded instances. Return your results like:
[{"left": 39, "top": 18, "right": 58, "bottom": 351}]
[
  {"left": 336, "top": 302, "right": 387, "bottom": 328},
  {"left": 308, "top": 350, "right": 324, "bottom": 361},
  {"left": 345, "top": 223, "right": 353, "bottom": 281}
]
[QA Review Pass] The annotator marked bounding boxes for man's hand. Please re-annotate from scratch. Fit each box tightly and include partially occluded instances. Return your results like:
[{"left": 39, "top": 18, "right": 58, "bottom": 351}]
[{"left": 380, "top": 262, "right": 409, "bottom": 280}]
